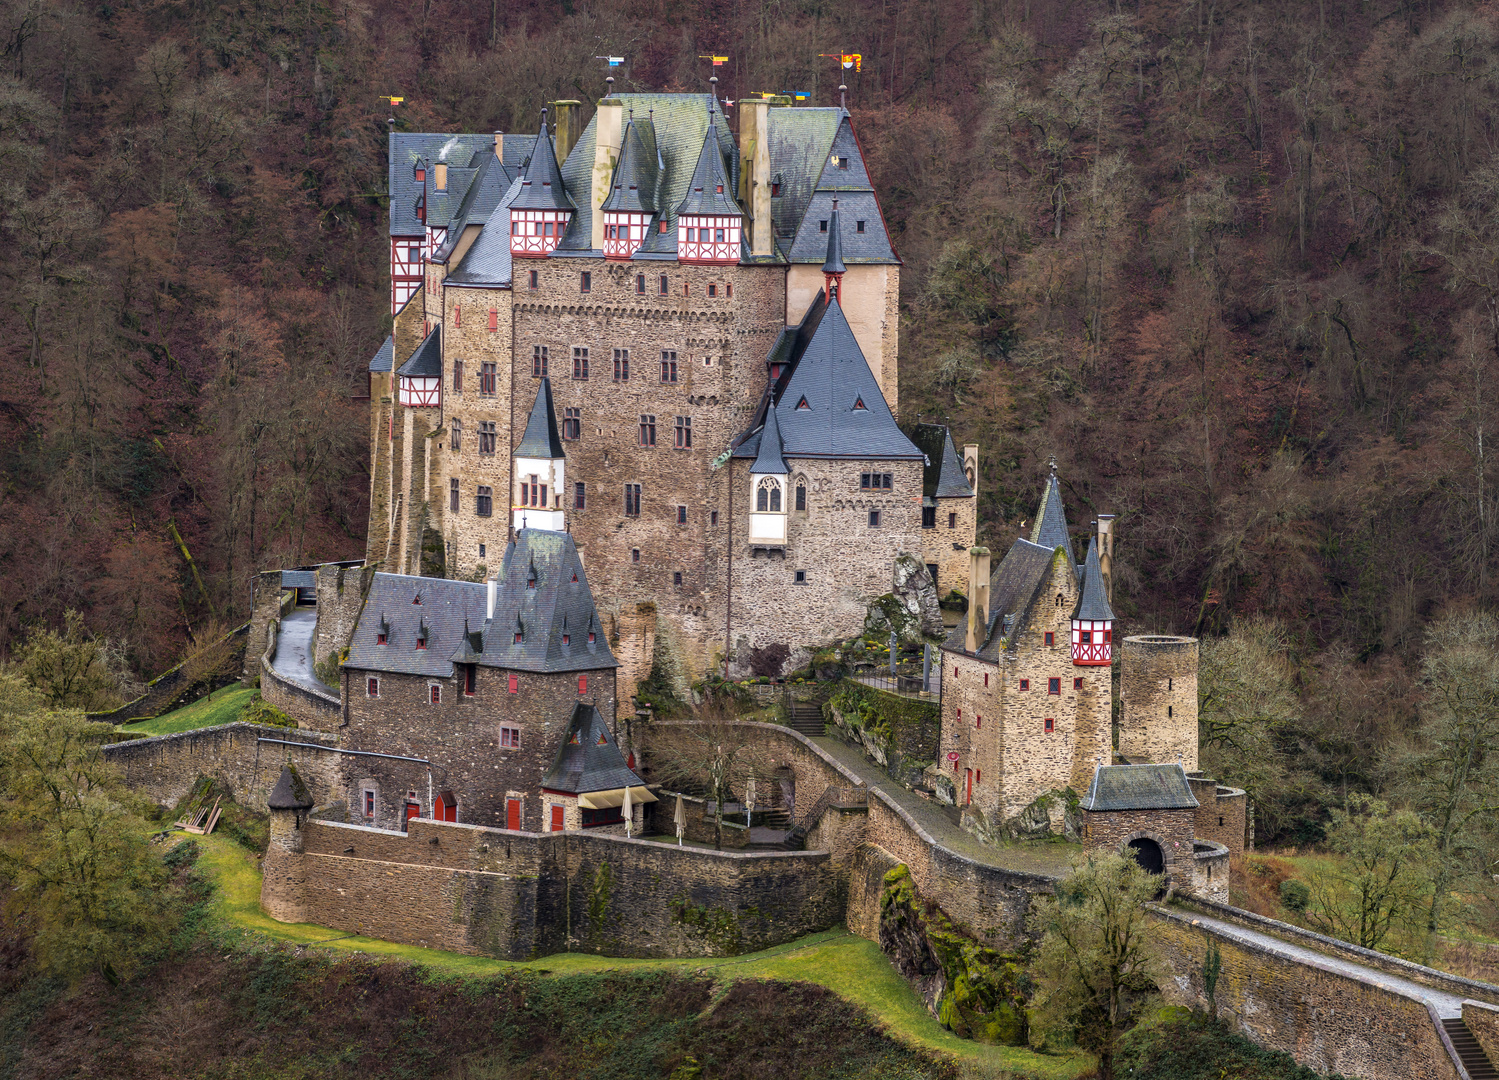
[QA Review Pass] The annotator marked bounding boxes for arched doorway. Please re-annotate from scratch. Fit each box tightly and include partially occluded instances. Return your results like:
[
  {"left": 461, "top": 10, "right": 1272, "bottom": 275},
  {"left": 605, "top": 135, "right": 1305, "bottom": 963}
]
[{"left": 1127, "top": 837, "right": 1164, "bottom": 875}]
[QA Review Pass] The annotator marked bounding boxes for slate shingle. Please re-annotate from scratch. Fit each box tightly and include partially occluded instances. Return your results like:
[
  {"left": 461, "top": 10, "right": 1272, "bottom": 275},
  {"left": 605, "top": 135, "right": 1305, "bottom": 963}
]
[
  {"left": 514, "top": 377, "right": 565, "bottom": 459},
  {"left": 540, "top": 703, "right": 647, "bottom": 796},
  {"left": 1080, "top": 763, "right": 1199, "bottom": 811}
]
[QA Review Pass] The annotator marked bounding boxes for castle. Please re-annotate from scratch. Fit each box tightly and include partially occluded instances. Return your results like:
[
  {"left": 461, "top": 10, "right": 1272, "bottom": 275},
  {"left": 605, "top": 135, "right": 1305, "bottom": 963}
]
[{"left": 366, "top": 89, "right": 978, "bottom": 696}]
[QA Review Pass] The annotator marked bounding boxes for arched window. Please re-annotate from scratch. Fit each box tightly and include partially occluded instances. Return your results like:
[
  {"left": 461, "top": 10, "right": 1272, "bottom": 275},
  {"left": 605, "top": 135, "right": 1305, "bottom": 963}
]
[
  {"left": 795, "top": 479, "right": 807, "bottom": 513},
  {"left": 756, "top": 477, "right": 782, "bottom": 512}
]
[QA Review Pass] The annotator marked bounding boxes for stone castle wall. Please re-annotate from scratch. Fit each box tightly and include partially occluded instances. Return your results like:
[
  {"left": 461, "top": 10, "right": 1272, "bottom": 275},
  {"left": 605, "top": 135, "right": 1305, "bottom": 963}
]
[
  {"left": 1188, "top": 775, "right": 1249, "bottom": 858},
  {"left": 921, "top": 493, "right": 976, "bottom": 599},
  {"left": 1120, "top": 635, "right": 1199, "bottom": 769},
  {"left": 313, "top": 564, "right": 370, "bottom": 667}
]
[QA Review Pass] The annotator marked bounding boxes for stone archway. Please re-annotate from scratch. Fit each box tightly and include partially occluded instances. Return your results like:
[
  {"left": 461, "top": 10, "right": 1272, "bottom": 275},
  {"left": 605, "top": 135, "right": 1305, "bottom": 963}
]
[{"left": 1127, "top": 836, "right": 1164, "bottom": 875}]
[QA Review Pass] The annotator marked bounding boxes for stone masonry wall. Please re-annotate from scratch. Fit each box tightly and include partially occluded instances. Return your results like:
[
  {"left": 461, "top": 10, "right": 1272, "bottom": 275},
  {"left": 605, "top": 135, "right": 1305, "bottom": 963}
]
[
  {"left": 103, "top": 722, "right": 343, "bottom": 810},
  {"left": 921, "top": 493, "right": 977, "bottom": 599},
  {"left": 1465, "top": 1001, "right": 1499, "bottom": 1068},
  {"left": 1081, "top": 806, "right": 1196, "bottom": 886},
  {"left": 313, "top": 564, "right": 370, "bottom": 668},
  {"left": 261, "top": 659, "right": 342, "bottom": 730},
  {"left": 1188, "top": 775, "right": 1249, "bottom": 858},
  {"left": 339, "top": 661, "right": 617, "bottom": 832},
  {"left": 1120, "top": 635, "right": 1199, "bottom": 769},
  {"left": 244, "top": 571, "right": 289, "bottom": 684},
  {"left": 1149, "top": 905, "right": 1461, "bottom": 1080}
]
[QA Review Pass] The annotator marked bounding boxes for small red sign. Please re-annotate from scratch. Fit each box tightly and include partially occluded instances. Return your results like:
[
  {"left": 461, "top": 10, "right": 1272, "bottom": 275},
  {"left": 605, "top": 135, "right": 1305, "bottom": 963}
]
[{"left": 946, "top": 752, "right": 960, "bottom": 762}]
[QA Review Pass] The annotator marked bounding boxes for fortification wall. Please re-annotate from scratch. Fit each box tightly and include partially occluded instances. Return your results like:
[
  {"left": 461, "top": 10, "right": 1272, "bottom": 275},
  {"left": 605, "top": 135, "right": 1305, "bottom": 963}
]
[
  {"left": 313, "top": 563, "right": 370, "bottom": 667},
  {"left": 102, "top": 722, "right": 343, "bottom": 811},
  {"left": 260, "top": 658, "right": 342, "bottom": 730},
  {"left": 1119, "top": 635, "right": 1198, "bottom": 769},
  {"left": 1465, "top": 1002, "right": 1499, "bottom": 1067}
]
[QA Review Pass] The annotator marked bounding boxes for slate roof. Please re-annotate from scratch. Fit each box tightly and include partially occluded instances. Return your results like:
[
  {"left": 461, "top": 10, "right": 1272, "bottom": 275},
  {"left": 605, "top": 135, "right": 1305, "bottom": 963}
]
[
  {"left": 1030, "top": 471, "right": 1077, "bottom": 565},
  {"left": 267, "top": 765, "right": 314, "bottom": 810},
  {"left": 733, "top": 297, "right": 921, "bottom": 462},
  {"left": 395, "top": 327, "right": 441, "bottom": 378},
  {"left": 515, "top": 377, "right": 565, "bottom": 459},
  {"left": 910, "top": 424, "right": 974, "bottom": 500},
  {"left": 822, "top": 201, "right": 846, "bottom": 274},
  {"left": 541, "top": 703, "right": 645, "bottom": 795},
  {"left": 345, "top": 533, "right": 618, "bottom": 677},
  {"left": 511, "top": 124, "right": 575, "bottom": 211},
  {"left": 675, "top": 110, "right": 743, "bottom": 217},
  {"left": 368, "top": 334, "right": 394, "bottom": 373},
  {"left": 782, "top": 116, "right": 898, "bottom": 264},
  {"left": 555, "top": 94, "right": 736, "bottom": 257},
  {"left": 1080, "top": 764, "right": 1199, "bottom": 812},
  {"left": 749, "top": 399, "right": 787, "bottom": 474},
  {"left": 433, "top": 149, "right": 516, "bottom": 262},
  {"left": 388, "top": 132, "right": 493, "bottom": 236},
  {"left": 600, "top": 116, "right": 660, "bottom": 214},
  {"left": 1075, "top": 537, "right": 1116, "bottom": 622},
  {"left": 941, "top": 538, "right": 1071, "bottom": 658},
  {"left": 763, "top": 108, "right": 842, "bottom": 248},
  {"left": 446, "top": 175, "right": 524, "bottom": 287}
]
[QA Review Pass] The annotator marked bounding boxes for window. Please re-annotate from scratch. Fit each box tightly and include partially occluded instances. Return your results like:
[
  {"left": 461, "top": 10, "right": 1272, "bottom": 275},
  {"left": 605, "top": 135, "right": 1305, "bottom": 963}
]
[
  {"left": 476, "top": 486, "right": 493, "bottom": 517},
  {"left": 453, "top": 360, "right": 464, "bottom": 391},
  {"left": 580, "top": 271, "right": 591, "bottom": 292},
  {"left": 479, "top": 543, "right": 486, "bottom": 558},
  {"left": 528, "top": 269, "right": 538, "bottom": 290},
  {"left": 771, "top": 180, "right": 782, "bottom": 197},
  {"left": 464, "top": 664, "right": 476, "bottom": 695},
  {"left": 868, "top": 509, "right": 881, "bottom": 527},
  {"left": 578, "top": 674, "right": 588, "bottom": 693},
  {"left": 624, "top": 483, "right": 641, "bottom": 516},
  {"left": 659, "top": 274, "right": 669, "bottom": 295},
  {"left": 636, "top": 273, "right": 646, "bottom": 294},
  {"left": 613, "top": 348, "right": 629, "bottom": 381},
  {"left": 837, "top": 156, "right": 849, "bottom": 170},
  {"left": 1045, "top": 717, "right": 1055, "bottom": 733},
  {"left": 507, "top": 673, "right": 518, "bottom": 694},
  {"left": 861, "top": 472, "right": 894, "bottom": 490},
  {"left": 479, "top": 421, "right": 496, "bottom": 454},
  {"left": 631, "top": 548, "right": 640, "bottom": 562},
  {"left": 1168, "top": 678, "right": 1173, "bottom": 691},
  {"left": 795, "top": 569, "right": 807, "bottom": 584},
  {"left": 795, "top": 484, "right": 806, "bottom": 511},
  {"left": 501, "top": 725, "right": 520, "bottom": 747},
  {"left": 574, "top": 482, "right": 586, "bottom": 509},
  {"left": 853, "top": 397, "right": 866, "bottom": 410},
  {"left": 1019, "top": 678, "right": 1030, "bottom": 691},
  {"left": 727, "top": 283, "right": 733, "bottom": 298},
  {"left": 949, "top": 512, "right": 957, "bottom": 529},
  {"left": 711, "top": 511, "right": 719, "bottom": 526},
  {"left": 677, "top": 505, "right": 688, "bottom": 524},
  {"left": 563, "top": 408, "right": 580, "bottom": 441},
  {"left": 488, "top": 307, "right": 499, "bottom": 330},
  {"left": 533, "top": 345, "right": 548, "bottom": 377},
  {"left": 661, "top": 351, "right": 678, "bottom": 382},
  {"left": 673, "top": 570, "right": 683, "bottom": 585},
  {"left": 856, "top": 219, "right": 866, "bottom": 232},
  {"left": 1048, "top": 677, "right": 1061, "bottom": 695},
  {"left": 757, "top": 478, "right": 782, "bottom": 511},
  {"left": 675, "top": 415, "right": 692, "bottom": 448},
  {"left": 796, "top": 396, "right": 809, "bottom": 410},
  {"left": 819, "top": 219, "right": 828, "bottom": 232},
  {"left": 367, "top": 678, "right": 380, "bottom": 698},
  {"left": 364, "top": 790, "right": 375, "bottom": 817},
  {"left": 707, "top": 283, "right": 717, "bottom": 297},
  {"left": 573, "top": 347, "right": 589, "bottom": 379},
  {"left": 451, "top": 419, "right": 462, "bottom": 451},
  {"left": 416, "top": 628, "right": 427, "bottom": 649},
  {"left": 581, "top": 806, "right": 622, "bottom": 827},
  {"left": 449, "top": 477, "right": 459, "bottom": 512},
  {"left": 984, "top": 673, "right": 989, "bottom": 687},
  {"left": 639, "top": 414, "right": 656, "bottom": 447},
  {"left": 519, "top": 475, "right": 548, "bottom": 509},
  {"left": 1044, "top": 632, "right": 1055, "bottom": 646},
  {"left": 430, "top": 684, "right": 441, "bottom": 704},
  {"left": 922, "top": 505, "right": 936, "bottom": 528},
  {"left": 480, "top": 361, "right": 497, "bottom": 396},
  {"left": 1074, "top": 677, "right": 1084, "bottom": 689},
  {"left": 1080, "top": 630, "right": 1092, "bottom": 644},
  {"left": 1168, "top": 706, "right": 1173, "bottom": 718},
  {"left": 976, "top": 715, "right": 982, "bottom": 728},
  {"left": 377, "top": 631, "right": 387, "bottom": 645}
]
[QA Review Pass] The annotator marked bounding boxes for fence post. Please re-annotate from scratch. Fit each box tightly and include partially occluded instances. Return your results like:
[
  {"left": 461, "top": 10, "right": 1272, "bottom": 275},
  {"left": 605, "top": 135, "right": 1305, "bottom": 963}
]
[{"left": 922, "top": 643, "right": 931, "bottom": 693}]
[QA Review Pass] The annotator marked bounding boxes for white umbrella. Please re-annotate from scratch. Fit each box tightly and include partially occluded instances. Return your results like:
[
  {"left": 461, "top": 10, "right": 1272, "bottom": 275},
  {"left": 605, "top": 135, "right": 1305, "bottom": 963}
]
[
  {"left": 674, "top": 793, "right": 686, "bottom": 846},
  {"left": 623, "top": 784, "right": 634, "bottom": 838}
]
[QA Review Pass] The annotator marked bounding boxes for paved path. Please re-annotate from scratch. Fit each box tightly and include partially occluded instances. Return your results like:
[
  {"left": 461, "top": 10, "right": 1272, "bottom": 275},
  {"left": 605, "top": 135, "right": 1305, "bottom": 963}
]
[
  {"left": 272, "top": 608, "right": 333, "bottom": 693},
  {"left": 1184, "top": 911, "right": 1466, "bottom": 1018}
]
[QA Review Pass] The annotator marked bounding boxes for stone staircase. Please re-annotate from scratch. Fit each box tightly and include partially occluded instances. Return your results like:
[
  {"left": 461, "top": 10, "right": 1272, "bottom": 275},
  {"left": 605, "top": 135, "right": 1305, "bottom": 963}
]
[
  {"left": 785, "top": 700, "right": 825, "bottom": 737},
  {"left": 1441, "top": 1017, "right": 1499, "bottom": 1079}
]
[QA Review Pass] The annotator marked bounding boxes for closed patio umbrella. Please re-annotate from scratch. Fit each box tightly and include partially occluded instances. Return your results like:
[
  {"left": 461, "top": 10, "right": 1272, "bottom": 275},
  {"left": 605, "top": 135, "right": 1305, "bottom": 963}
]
[
  {"left": 674, "top": 793, "right": 686, "bottom": 846},
  {"left": 623, "top": 783, "right": 634, "bottom": 838}
]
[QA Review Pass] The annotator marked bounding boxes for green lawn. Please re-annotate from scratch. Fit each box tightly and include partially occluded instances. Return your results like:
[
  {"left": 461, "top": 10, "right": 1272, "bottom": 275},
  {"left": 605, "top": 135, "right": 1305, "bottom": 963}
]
[
  {"left": 191, "top": 832, "right": 1091, "bottom": 1079},
  {"left": 120, "top": 684, "right": 258, "bottom": 737}
]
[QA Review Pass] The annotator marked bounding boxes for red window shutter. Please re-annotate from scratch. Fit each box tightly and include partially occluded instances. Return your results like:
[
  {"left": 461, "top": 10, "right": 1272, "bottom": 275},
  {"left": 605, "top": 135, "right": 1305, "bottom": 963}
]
[
  {"left": 507, "top": 799, "right": 521, "bottom": 830},
  {"left": 488, "top": 309, "right": 498, "bottom": 331},
  {"left": 508, "top": 673, "right": 518, "bottom": 694},
  {"left": 578, "top": 674, "right": 587, "bottom": 693},
  {"left": 550, "top": 804, "right": 564, "bottom": 831},
  {"left": 454, "top": 304, "right": 461, "bottom": 327}
]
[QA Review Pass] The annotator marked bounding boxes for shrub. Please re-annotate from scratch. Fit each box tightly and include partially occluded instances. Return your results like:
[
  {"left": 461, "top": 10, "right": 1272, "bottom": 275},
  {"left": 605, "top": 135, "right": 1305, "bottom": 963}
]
[{"left": 1279, "top": 879, "right": 1310, "bottom": 913}]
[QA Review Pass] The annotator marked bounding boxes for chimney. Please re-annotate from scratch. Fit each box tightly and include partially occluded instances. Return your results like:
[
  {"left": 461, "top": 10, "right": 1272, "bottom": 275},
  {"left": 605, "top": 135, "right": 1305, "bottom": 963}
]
[
  {"left": 486, "top": 575, "right": 498, "bottom": 620},
  {"left": 493, "top": 131, "right": 504, "bottom": 161},
  {"left": 590, "top": 97, "right": 624, "bottom": 250},
  {"left": 1097, "top": 514, "right": 1116, "bottom": 603},
  {"left": 739, "top": 99, "right": 775, "bottom": 258},
  {"left": 963, "top": 444, "right": 979, "bottom": 498},
  {"left": 965, "top": 546, "right": 991, "bottom": 653},
  {"left": 552, "top": 100, "right": 583, "bottom": 163}
]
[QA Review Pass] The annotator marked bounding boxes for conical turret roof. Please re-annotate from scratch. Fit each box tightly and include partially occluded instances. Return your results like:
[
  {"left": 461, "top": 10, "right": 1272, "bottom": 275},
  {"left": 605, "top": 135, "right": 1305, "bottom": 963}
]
[
  {"left": 822, "top": 201, "right": 846, "bottom": 275},
  {"left": 1074, "top": 537, "right": 1115, "bottom": 622},
  {"left": 1029, "top": 467, "right": 1076, "bottom": 565},
  {"left": 601, "top": 117, "right": 659, "bottom": 214},
  {"left": 750, "top": 399, "right": 788, "bottom": 474},
  {"left": 268, "top": 765, "right": 314, "bottom": 810},
  {"left": 515, "top": 377, "right": 565, "bottom": 459},
  {"left": 675, "top": 108, "right": 742, "bottom": 217},
  {"left": 512, "top": 121, "right": 575, "bottom": 211}
]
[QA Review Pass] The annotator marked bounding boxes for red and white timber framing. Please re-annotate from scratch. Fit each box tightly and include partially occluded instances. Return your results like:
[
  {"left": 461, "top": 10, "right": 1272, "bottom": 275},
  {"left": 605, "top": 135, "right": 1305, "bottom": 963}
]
[
  {"left": 603, "top": 211, "right": 651, "bottom": 259},
  {"left": 391, "top": 236, "right": 423, "bottom": 314},
  {"left": 511, "top": 210, "right": 571, "bottom": 257},
  {"left": 1071, "top": 620, "right": 1112, "bottom": 666},
  {"left": 398, "top": 374, "right": 441, "bottom": 408},
  {"left": 677, "top": 215, "right": 740, "bottom": 263}
]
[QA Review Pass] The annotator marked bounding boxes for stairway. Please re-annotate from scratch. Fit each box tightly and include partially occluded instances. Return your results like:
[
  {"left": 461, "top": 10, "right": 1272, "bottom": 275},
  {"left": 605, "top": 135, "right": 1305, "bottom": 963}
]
[
  {"left": 1442, "top": 1017, "right": 1499, "bottom": 1079},
  {"left": 755, "top": 807, "right": 792, "bottom": 831},
  {"left": 786, "top": 700, "right": 826, "bottom": 737}
]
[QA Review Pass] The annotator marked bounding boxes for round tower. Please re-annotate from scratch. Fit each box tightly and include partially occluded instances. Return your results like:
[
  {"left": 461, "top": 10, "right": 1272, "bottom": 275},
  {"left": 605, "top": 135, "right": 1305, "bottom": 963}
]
[
  {"left": 262, "top": 764, "right": 315, "bottom": 924},
  {"left": 1119, "top": 635, "right": 1199, "bottom": 770}
]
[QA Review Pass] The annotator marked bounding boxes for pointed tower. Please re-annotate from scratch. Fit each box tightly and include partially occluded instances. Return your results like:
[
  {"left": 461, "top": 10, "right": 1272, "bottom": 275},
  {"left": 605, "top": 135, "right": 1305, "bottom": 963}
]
[
  {"left": 1030, "top": 461, "right": 1076, "bottom": 565},
  {"left": 511, "top": 111, "right": 576, "bottom": 258},
  {"left": 675, "top": 102, "right": 743, "bottom": 264},
  {"left": 1072, "top": 536, "right": 1115, "bottom": 666},
  {"left": 601, "top": 114, "right": 659, "bottom": 260},
  {"left": 748, "top": 404, "right": 789, "bottom": 547},
  {"left": 823, "top": 198, "right": 846, "bottom": 301},
  {"left": 512, "top": 377, "right": 566, "bottom": 532}
]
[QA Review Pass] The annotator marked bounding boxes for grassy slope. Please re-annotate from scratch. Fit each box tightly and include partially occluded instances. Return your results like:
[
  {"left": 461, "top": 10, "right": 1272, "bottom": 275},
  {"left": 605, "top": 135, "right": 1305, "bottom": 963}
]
[
  {"left": 196, "top": 833, "right": 1090, "bottom": 1079},
  {"left": 118, "top": 685, "right": 258, "bottom": 737}
]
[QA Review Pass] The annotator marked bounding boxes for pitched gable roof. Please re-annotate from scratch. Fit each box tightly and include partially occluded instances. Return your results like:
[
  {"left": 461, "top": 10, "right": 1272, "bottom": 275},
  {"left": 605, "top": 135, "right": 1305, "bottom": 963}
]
[
  {"left": 783, "top": 115, "right": 898, "bottom": 264},
  {"left": 388, "top": 132, "right": 493, "bottom": 236},
  {"left": 541, "top": 703, "right": 645, "bottom": 795},
  {"left": 1075, "top": 537, "right": 1116, "bottom": 622},
  {"left": 481, "top": 530, "right": 618, "bottom": 673},
  {"left": 346, "top": 573, "right": 488, "bottom": 678},
  {"left": 433, "top": 148, "right": 516, "bottom": 262},
  {"left": 446, "top": 174, "right": 524, "bottom": 287},
  {"left": 515, "top": 377, "right": 565, "bottom": 459},
  {"left": 763, "top": 107, "right": 842, "bottom": 249},
  {"left": 1030, "top": 470, "right": 1076, "bottom": 565},
  {"left": 395, "top": 326, "right": 441, "bottom": 378},
  {"left": 1081, "top": 763, "right": 1199, "bottom": 812},
  {"left": 941, "top": 538, "right": 1077, "bottom": 658}
]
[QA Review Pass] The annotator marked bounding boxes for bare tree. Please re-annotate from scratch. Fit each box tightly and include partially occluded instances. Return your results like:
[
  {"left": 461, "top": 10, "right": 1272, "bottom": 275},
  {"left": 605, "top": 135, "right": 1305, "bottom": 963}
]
[{"left": 646, "top": 698, "right": 772, "bottom": 850}]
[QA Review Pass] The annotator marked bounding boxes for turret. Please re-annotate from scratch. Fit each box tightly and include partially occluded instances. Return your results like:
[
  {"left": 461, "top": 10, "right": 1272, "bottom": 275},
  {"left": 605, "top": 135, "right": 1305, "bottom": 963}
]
[
  {"left": 511, "top": 111, "right": 575, "bottom": 258},
  {"left": 1072, "top": 533, "right": 1115, "bottom": 666},
  {"left": 675, "top": 101, "right": 742, "bottom": 264},
  {"left": 512, "top": 377, "right": 566, "bottom": 532},
  {"left": 601, "top": 113, "right": 658, "bottom": 261},
  {"left": 261, "top": 764, "right": 315, "bottom": 924},
  {"left": 748, "top": 405, "right": 788, "bottom": 546}
]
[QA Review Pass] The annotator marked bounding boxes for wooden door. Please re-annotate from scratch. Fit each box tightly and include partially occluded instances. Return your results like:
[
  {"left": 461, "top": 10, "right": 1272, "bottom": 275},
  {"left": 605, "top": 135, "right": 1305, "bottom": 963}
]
[
  {"left": 403, "top": 802, "right": 420, "bottom": 831},
  {"left": 549, "top": 804, "right": 564, "bottom": 832},
  {"left": 507, "top": 798, "right": 522, "bottom": 831},
  {"left": 965, "top": 768, "right": 973, "bottom": 806}
]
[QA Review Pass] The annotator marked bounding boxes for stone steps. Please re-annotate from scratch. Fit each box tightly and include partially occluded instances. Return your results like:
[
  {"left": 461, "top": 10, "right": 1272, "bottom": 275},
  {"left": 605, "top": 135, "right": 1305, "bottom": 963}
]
[
  {"left": 786, "top": 702, "right": 825, "bottom": 737},
  {"left": 1439, "top": 1018, "right": 1497, "bottom": 1078}
]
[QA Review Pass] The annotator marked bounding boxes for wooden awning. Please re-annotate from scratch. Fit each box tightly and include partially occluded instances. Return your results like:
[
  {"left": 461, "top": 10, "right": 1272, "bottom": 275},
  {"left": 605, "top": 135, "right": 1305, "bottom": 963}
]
[{"left": 577, "top": 785, "right": 658, "bottom": 810}]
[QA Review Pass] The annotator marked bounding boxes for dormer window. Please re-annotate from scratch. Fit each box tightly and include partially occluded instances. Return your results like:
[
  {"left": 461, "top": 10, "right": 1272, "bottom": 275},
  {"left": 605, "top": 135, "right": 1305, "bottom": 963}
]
[
  {"left": 771, "top": 181, "right": 782, "bottom": 197},
  {"left": 562, "top": 634, "right": 570, "bottom": 645},
  {"left": 414, "top": 161, "right": 426, "bottom": 183},
  {"left": 514, "top": 632, "right": 523, "bottom": 644},
  {"left": 853, "top": 397, "right": 866, "bottom": 410},
  {"left": 588, "top": 631, "right": 596, "bottom": 643},
  {"left": 434, "top": 163, "right": 447, "bottom": 190},
  {"left": 416, "top": 634, "right": 427, "bottom": 650},
  {"left": 377, "top": 633, "right": 387, "bottom": 645},
  {"left": 796, "top": 396, "right": 809, "bottom": 410}
]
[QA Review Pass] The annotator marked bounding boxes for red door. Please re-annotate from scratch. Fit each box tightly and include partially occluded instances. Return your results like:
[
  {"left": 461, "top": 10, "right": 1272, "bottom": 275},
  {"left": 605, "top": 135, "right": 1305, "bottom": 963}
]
[
  {"left": 404, "top": 802, "right": 420, "bottom": 831},
  {"left": 507, "top": 798, "right": 522, "bottom": 831},
  {"left": 434, "top": 792, "right": 457, "bottom": 822},
  {"left": 550, "top": 804, "right": 564, "bottom": 832},
  {"left": 965, "top": 768, "right": 973, "bottom": 807}
]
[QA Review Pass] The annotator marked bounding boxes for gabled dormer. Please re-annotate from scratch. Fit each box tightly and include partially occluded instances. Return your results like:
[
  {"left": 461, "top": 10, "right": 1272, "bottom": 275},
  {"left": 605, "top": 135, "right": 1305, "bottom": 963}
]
[
  {"left": 601, "top": 115, "right": 659, "bottom": 261},
  {"left": 675, "top": 104, "right": 742, "bottom": 264},
  {"left": 511, "top": 112, "right": 576, "bottom": 259},
  {"left": 396, "top": 326, "right": 442, "bottom": 408}
]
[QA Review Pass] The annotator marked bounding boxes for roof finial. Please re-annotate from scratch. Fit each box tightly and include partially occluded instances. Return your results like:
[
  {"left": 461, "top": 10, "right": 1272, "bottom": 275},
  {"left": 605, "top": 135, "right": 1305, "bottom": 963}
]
[
  {"left": 1049, "top": 456, "right": 1058, "bottom": 478},
  {"left": 605, "top": 75, "right": 614, "bottom": 96},
  {"left": 839, "top": 83, "right": 847, "bottom": 110},
  {"left": 387, "top": 116, "right": 396, "bottom": 131}
]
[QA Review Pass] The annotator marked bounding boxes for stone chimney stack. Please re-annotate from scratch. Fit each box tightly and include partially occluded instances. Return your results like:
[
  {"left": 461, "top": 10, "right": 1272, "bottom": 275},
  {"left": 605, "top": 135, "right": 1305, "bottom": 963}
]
[
  {"left": 487, "top": 575, "right": 498, "bottom": 620},
  {"left": 739, "top": 99, "right": 775, "bottom": 258},
  {"left": 965, "top": 546, "right": 991, "bottom": 653},
  {"left": 590, "top": 98, "right": 624, "bottom": 250},
  {"left": 493, "top": 131, "right": 504, "bottom": 161},
  {"left": 1097, "top": 514, "right": 1116, "bottom": 604},
  {"left": 552, "top": 100, "right": 583, "bottom": 163}
]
